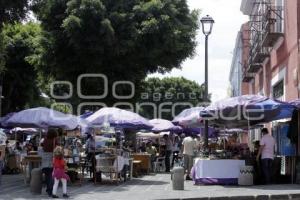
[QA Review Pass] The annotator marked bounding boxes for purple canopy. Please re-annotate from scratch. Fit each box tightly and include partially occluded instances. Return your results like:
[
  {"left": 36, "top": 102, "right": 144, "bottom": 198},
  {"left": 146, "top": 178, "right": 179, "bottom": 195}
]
[
  {"left": 172, "top": 107, "right": 205, "bottom": 128},
  {"left": 201, "top": 95, "right": 296, "bottom": 128},
  {"left": 79, "top": 111, "right": 94, "bottom": 119},
  {"left": 0, "top": 112, "right": 16, "bottom": 127},
  {"left": 149, "top": 119, "right": 182, "bottom": 133},
  {"left": 5, "top": 107, "right": 79, "bottom": 130},
  {"left": 86, "top": 107, "right": 152, "bottom": 130},
  {"left": 289, "top": 99, "right": 300, "bottom": 108},
  {"left": 183, "top": 127, "right": 218, "bottom": 138}
]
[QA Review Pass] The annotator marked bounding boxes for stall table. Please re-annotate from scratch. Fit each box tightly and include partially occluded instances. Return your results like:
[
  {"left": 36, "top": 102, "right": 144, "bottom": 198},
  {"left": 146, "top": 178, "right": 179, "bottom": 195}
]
[
  {"left": 192, "top": 158, "right": 245, "bottom": 185},
  {"left": 132, "top": 153, "right": 151, "bottom": 174}
]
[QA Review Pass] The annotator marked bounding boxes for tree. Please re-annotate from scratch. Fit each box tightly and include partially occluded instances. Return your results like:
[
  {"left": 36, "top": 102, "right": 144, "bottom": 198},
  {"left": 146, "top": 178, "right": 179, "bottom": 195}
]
[
  {"left": 137, "top": 77, "right": 207, "bottom": 120},
  {"left": 1, "top": 23, "right": 43, "bottom": 115},
  {"left": 0, "top": 0, "right": 30, "bottom": 73},
  {"left": 0, "top": 0, "right": 29, "bottom": 27},
  {"left": 31, "top": 0, "right": 199, "bottom": 113}
]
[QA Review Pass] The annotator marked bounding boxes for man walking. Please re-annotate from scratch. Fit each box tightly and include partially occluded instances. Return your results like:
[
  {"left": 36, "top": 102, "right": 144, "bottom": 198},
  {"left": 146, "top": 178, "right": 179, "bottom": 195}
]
[
  {"left": 163, "top": 134, "right": 172, "bottom": 172},
  {"left": 182, "top": 135, "right": 196, "bottom": 180},
  {"left": 256, "top": 128, "right": 275, "bottom": 184}
]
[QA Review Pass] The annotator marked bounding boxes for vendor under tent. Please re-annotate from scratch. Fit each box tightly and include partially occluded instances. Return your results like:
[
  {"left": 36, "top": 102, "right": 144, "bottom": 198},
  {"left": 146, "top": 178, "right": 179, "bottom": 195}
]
[
  {"left": 200, "top": 95, "right": 296, "bottom": 128},
  {"left": 191, "top": 95, "right": 299, "bottom": 185},
  {"left": 86, "top": 107, "right": 153, "bottom": 130},
  {"left": 172, "top": 107, "right": 205, "bottom": 128},
  {"left": 149, "top": 119, "right": 182, "bottom": 133}
]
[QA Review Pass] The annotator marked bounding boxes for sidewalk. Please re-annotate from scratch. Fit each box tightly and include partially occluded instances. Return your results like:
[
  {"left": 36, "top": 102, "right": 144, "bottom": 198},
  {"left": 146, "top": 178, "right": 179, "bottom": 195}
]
[{"left": 0, "top": 173, "right": 300, "bottom": 200}]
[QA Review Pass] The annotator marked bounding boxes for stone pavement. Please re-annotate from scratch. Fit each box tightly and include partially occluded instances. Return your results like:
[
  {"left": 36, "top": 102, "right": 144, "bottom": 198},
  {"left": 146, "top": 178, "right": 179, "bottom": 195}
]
[{"left": 1, "top": 173, "right": 300, "bottom": 200}]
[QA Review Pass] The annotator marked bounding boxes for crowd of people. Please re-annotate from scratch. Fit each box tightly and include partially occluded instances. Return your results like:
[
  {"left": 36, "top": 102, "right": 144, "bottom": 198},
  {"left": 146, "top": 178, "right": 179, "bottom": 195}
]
[
  {"left": 0, "top": 127, "right": 277, "bottom": 197},
  {"left": 137, "top": 133, "right": 202, "bottom": 180}
]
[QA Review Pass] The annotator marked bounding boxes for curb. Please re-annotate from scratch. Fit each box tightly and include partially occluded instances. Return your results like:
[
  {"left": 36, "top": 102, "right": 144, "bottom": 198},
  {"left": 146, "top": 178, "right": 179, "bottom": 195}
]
[{"left": 158, "top": 193, "right": 300, "bottom": 200}]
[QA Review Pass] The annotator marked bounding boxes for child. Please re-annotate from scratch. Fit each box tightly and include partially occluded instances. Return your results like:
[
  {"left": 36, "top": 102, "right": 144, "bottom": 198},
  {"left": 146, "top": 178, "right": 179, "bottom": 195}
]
[{"left": 52, "top": 146, "right": 70, "bottom": 198}]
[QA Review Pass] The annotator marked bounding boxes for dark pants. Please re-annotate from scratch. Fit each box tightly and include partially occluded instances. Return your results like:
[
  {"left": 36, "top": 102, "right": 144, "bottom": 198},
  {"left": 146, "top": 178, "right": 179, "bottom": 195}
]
[
  {"left": 87, "top": 153, "right": 95, "bottom": 179},
  {"left": 261, "top": 158, "right": 273, "bottom": 184},
  {"left": 165, "top": 150, "right": 172, "bottom": 172},
  {"left": 42, "top": 167, "right": 53, "bottom": 196}
]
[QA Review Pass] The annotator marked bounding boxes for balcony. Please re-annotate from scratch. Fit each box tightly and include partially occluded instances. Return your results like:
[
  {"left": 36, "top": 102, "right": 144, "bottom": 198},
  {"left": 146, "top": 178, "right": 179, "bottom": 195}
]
[
  {"left": 242, "top": 67, "right": 255, "bottom": 82},
  {"left": 252, "top": 46, "right": 269, "bottom": 63},
  {"left": 247, "top": 63, "right": 262, "bottom": 73},
  {"left": 247, "top": 30, "right": 269, "bottom": 73},
  {"left": 242, "top": 72, "right": 254, "bottom": 82},
  {"left": 262, "top": 6, "right": 284, "bottom": 47}
]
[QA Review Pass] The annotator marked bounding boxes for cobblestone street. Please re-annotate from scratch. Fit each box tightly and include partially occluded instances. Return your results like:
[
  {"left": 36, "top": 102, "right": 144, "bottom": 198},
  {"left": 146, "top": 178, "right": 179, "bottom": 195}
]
[{"left": 1, "top": 174, "right": 300, "bottom": 200}]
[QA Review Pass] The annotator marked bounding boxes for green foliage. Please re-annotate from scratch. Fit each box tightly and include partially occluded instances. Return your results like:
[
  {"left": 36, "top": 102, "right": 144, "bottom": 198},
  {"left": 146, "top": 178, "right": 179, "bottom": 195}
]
[
  {"left": 1, "top": 23, "right": 43, "bottom": 114},
  {"left": 0, "top": 0, "right": 29, "bottom": 26},
  {"left": 0, "top": 0, "right": 30, "bottom": 75},
  {"left": 31, "top": 0, "right": 199, "bottom": 110},
  {"left": 138, "top": 77, "right": 205, "bottom": 120}
]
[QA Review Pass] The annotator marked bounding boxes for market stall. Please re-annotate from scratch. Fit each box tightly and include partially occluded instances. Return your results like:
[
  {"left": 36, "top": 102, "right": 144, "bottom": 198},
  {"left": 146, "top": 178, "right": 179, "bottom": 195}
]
[
  {"left": 85, "top": 107, "right": 153, "bottom": 183},
  {"left": 192, "top": 159, "right": 245, "bottom": 185},
  {"left": 193, "top": 95, "right": 298, "bottom": 185},
  {"left": 4, "top": 107, "right": 82, "bottom": 185}
]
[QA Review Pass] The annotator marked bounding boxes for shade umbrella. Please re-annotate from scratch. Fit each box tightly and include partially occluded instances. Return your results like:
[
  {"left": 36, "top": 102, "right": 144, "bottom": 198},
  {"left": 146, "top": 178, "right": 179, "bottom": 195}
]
[
  {"left": 182, "top": 127, "right": 218, "bottom": 138},
  {"left": 86, "top": 107, "right": 152, "bottom": 130},
  {"left": 200, "top": 95, "right": 296, "bottom": 128},
  {"left": 136, "top": 131, "right": 169, "bottom": 138},
  {"left": 172, "top": 107, "right": 205, "bottom": 128},
  {"left": 0, "top": 112, "right": 16, "bottom": 127},
  {"left": 79, "top": 111, "right": 94, "bottom": 119},
  {"left": 149, "top": 119, "right": 182, "bottom": 133},
  {"left": 5, "top": 107, "right": 79, "bottom": 130},
  {"left": 289, "top": 99, "right": 300, "bottom": 108}
]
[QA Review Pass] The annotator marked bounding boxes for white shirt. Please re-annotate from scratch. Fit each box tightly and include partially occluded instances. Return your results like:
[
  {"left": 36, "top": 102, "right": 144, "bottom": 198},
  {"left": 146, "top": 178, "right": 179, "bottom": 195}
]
[
  {"left": 182, "top": 137, "right": 196, "bottom": 156},
  {"left": 260, "top": 134, "right": 275, "bottom": 159}
]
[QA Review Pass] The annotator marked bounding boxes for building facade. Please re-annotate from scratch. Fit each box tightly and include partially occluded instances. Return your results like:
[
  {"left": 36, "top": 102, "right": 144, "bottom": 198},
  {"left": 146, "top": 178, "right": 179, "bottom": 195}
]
[
  {"left": 237, "top": 0, "right": 300, "bottom": 102},
  {"left": 237, "top": 0, "right": 300, "bottom": 179},
  {"left": 229, "top": 23, "right": 251, "bottom": 97}
]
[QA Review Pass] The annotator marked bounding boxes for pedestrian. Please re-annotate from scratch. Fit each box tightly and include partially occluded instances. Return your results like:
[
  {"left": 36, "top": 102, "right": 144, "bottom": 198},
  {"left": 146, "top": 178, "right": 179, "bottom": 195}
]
[
  {"left": 146, "top": 141, "right": 157, "bottom": 171},
  {"left": 171, "top": 136, "right": 180, "bottom": 167},
  {"left": 163, "top": 134, "right": 173, "bottom": 172},
  {"left": 14, "top": 141, "right": 23, "bottom": 152},
  {"left": 86, "top": 133, "right": 96, "bottom": 179},
  {"left": 194, "top": 135, "right": 202, "bottom": 152},
  {"left": 52, "top": 146, "right": 70, "bottom": 198},
  {"left": 256, "top": 128, "right": 275, "bottom": 184},
  {"left": 41, "top": 129, "right": 58, "bottom": 197},
  {"left": 182, "top": 135, "right": 196, "bottom": 180}
]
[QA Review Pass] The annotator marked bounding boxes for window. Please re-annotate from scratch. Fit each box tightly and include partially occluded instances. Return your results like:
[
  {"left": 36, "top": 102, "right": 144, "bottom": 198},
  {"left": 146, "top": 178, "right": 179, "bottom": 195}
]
[
  {"left": 273, "top": 80, "right": 284, "bottom": 99},
  {"left": 275, "top": 0, "right": 284, "bottom": 33}
]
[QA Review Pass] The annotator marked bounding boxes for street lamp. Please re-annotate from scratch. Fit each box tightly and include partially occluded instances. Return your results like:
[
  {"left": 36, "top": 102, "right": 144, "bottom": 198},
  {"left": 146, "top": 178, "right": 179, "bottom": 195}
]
[{"left": 200, "top": 15, "right": 214, "bottom": 150}]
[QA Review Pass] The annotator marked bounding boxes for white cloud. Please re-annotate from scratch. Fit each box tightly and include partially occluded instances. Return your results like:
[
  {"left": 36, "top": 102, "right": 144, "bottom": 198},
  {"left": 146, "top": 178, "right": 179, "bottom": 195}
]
[{"left": 148, "top": 0, "right": 248, "bottom": 102}]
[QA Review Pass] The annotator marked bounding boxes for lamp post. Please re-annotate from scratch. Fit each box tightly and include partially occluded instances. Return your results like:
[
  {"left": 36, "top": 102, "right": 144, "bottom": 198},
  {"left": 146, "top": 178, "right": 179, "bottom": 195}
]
[{"left": 200, "top": 15, "right": 214, "bottom": 150}]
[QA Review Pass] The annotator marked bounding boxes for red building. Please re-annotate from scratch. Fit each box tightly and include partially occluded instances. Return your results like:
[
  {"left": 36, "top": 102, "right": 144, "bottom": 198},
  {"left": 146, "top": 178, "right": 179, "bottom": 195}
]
[{"left": 239, "top": 0, "right": 300, "bottom": 101}]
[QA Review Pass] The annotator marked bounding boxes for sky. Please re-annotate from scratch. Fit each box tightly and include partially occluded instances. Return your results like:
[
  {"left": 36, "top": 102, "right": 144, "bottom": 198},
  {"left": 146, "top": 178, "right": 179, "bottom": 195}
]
[{"left": 148, "top": 0, "right": 248, "bottom": 102}]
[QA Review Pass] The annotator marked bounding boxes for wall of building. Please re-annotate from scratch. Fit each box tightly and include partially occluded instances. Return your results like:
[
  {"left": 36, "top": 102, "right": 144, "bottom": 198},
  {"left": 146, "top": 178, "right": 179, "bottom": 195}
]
[
  {"left": 241, "top": 23, "right": 251, "bottom": 95},
  {"left": 238, "top": 0, "right": 300, "bottom": 101}
]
